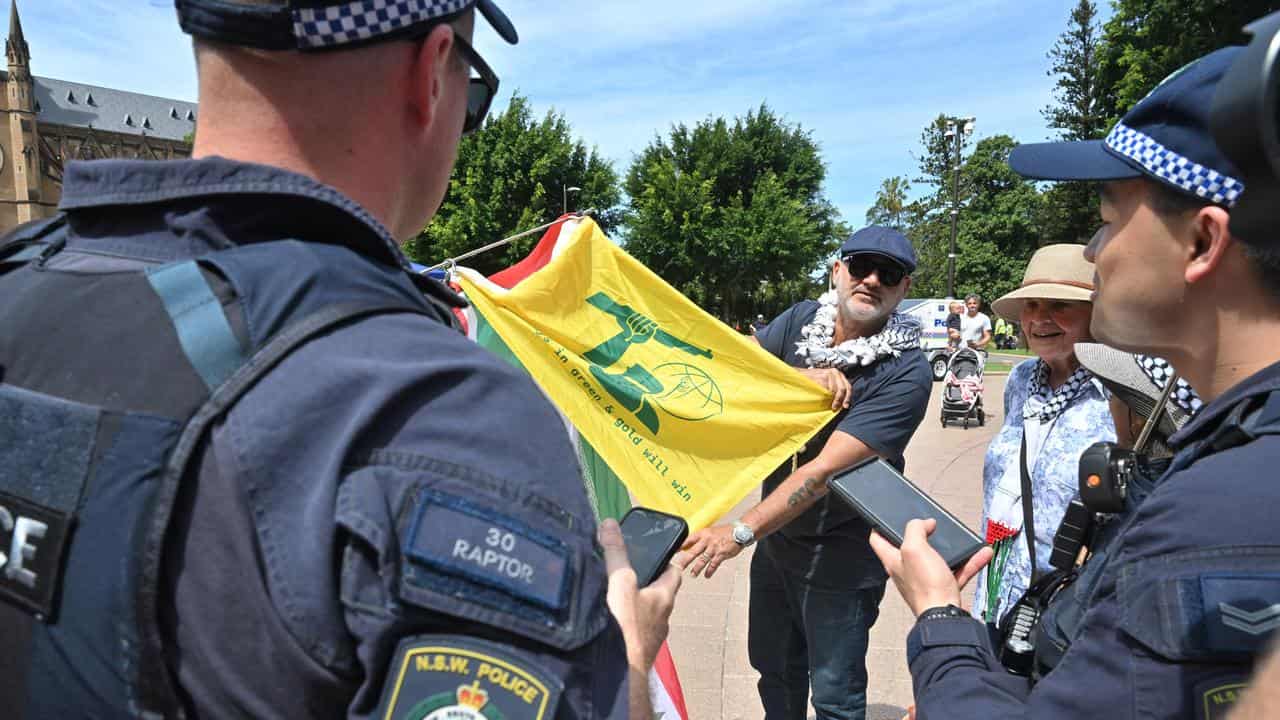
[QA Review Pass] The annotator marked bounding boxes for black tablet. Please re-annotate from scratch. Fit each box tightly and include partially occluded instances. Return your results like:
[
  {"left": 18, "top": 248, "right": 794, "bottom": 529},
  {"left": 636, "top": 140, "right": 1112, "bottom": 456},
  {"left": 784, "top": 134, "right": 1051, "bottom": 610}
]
[{"left": 829, "top": 456, "right": 986, "bottom": 570}]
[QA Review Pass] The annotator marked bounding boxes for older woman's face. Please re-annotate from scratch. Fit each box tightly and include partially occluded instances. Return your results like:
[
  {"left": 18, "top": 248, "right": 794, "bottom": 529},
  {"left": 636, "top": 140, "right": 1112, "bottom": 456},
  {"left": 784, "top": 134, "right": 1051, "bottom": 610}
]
[{"left": 1020, "top": 299, "right": 1092, "bottom": 366}]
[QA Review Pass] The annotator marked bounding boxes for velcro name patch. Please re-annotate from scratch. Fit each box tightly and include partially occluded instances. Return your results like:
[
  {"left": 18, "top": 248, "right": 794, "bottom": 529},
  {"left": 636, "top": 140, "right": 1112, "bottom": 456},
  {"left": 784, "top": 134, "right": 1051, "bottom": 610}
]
[
  {"left": 404, "top": 491, "right": 571, "bottom": 611},
  {"left": 376, "top": 635, "right": 563, "bottom": 720}
]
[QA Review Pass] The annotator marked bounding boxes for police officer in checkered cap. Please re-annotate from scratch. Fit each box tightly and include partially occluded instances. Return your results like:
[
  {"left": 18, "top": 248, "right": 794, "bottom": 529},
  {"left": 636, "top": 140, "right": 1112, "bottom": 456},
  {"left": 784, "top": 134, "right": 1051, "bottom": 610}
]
[
  {"left": 870, "top": 41, "right": 1280, "bottom": 720},
  {"left": 0, "top": 1, "right": 682, "bottom": 718}
]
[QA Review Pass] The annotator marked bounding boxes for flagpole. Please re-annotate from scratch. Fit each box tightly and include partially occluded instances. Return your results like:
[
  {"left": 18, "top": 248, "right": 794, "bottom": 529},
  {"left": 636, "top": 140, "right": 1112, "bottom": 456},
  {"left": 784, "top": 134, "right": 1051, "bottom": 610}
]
[{"left": 421, "top": 209, "right": 597, "bottom": 273}]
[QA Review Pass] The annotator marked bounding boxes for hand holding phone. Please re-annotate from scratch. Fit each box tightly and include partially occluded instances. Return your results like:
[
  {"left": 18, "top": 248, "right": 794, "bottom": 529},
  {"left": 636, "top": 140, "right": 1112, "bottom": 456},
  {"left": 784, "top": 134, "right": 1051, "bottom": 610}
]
[
  {"left": 829, "top": 457, "right": 984, "bottom": 570},
  {"left": 619, "top": 507, "right": 689, "bottom": 587}
]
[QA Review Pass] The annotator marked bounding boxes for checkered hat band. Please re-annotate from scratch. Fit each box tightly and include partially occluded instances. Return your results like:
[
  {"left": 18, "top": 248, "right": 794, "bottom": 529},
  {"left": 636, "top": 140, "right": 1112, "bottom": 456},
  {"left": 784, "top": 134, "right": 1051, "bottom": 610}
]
[
  {"left": 293, "top": 0, "right": 469, "bottom": 48},
  {"left": 1135, "top": 355, "right": 1204, "bottom": 416},
  {"left": 1104, "top": 122, "right": 1244, "bottom": 208}
]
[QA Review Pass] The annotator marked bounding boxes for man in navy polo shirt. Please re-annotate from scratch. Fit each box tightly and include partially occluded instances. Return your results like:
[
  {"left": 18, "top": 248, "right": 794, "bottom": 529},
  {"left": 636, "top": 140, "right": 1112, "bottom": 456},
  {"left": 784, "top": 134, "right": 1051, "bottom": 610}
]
[
  {"left": 870, "top": 45, "right": 1280, "bottom": 719},
  {"left": 683, "top": 226, "right": 932, "bottom": 720}
]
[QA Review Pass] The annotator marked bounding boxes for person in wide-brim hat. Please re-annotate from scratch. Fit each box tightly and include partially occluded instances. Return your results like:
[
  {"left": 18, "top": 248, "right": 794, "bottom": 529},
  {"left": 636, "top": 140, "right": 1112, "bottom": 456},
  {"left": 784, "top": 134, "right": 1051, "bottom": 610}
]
[
  {"left": 991, "top": 242, "right": 1096, "bottom": 321},
  {"left": 970, "top": 242, "right": 1116, "bottom": 628}
]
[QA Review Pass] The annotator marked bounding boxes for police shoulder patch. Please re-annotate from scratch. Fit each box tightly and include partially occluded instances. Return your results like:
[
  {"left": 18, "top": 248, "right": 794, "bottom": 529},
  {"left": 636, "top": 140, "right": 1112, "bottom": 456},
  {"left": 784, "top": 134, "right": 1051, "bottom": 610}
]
[
  {"left": 1195, "top": 676, "right": 1248, "bottom": 720},
  {"left": 376, "top": 635, "right": 563, "bottom": 720}
]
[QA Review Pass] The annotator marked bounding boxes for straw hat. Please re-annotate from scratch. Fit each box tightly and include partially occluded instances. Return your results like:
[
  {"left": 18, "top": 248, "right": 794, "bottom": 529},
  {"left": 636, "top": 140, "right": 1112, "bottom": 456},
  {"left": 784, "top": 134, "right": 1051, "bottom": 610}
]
[
  {"left": 991, "top": 244, "right": 1093, "bottom": 321},
  {"left": 1073, "top": 343, "right": 1201, "bottom": 437}
]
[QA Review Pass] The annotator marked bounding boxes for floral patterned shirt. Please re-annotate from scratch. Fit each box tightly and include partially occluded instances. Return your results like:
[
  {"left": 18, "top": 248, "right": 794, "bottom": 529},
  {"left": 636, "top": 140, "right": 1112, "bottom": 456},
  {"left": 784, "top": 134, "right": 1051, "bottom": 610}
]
[{"left": 972, "top": 358, "right": 1116, "bottom": 625}]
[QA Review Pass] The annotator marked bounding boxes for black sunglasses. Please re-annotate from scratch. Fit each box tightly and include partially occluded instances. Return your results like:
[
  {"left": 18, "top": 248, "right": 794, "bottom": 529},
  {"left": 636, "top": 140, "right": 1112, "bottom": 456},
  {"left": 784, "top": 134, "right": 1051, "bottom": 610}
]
[
  {"left": 842, "top": 254, "right": 907, "bottom": 287},
  {"left": 451, "top": 33, "right": 499, "bottom": 135}
]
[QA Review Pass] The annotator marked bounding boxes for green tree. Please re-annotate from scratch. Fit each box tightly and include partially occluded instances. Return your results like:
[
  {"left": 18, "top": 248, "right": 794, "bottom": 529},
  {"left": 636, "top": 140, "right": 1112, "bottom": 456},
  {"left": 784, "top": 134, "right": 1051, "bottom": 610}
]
[
  {"left": 623, "top": 104, "right": 844, "bottom": 323},
  {"left": 888, "top": 127, "right": 1041, "bottom": 303},
  {"left": 407, "top": 94, "right": 621, "bottom": 274},
  {"left": 865, "top": 176, "right": 911, "bottom": 230},
  {"left": 1044, "top": 0, "right": 1106, "bottom": 141},
  {"left": 1040, "top": 0, "right": 1106, "bottom": 246},
  {"left": 951, "top": 135, "right": 1044, "bottom": 303},
  {"left": 1097, "top": 0, "right": 1280, "bottom": 124}
]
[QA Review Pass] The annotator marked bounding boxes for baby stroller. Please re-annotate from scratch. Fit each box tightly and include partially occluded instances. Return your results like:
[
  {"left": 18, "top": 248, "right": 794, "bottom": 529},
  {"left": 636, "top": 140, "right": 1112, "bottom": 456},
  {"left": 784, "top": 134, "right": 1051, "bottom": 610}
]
[{"left": 940, "top": 347, "right": 985, "bottom": 428}]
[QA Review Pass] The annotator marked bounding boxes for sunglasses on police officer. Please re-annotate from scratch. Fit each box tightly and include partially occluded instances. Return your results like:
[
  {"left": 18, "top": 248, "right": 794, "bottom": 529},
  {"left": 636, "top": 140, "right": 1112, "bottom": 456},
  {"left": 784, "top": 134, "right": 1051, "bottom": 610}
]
[
  {"left": 842, "top": 254, "right": 907, "bottom": 287},
  {"left": 408, "top": 25, "right": 499, "bottom": 136},
  {"left": 451, "top": 34, "right": 499, "bottom": 135}
]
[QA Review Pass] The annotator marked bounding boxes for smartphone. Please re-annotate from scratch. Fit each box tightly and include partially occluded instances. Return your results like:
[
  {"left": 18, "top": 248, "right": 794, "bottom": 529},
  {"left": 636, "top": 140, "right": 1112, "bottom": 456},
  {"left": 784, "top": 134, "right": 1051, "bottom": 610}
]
[
  {"left": 619, "top": 507, "right": 689, "bottom": 587},
  {"left": 829, "top": 456, "right": 985, "bottom": 570}
]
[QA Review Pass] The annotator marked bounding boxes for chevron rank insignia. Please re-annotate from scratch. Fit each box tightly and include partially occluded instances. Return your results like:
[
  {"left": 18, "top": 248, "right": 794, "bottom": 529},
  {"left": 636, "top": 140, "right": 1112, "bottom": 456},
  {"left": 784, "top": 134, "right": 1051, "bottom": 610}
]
[
  {"left": 375, "top": 635, "right": 563, "bottom": 720},
  {"left": 1201, "top": 574, "right": 1280, "bottom": 654}
]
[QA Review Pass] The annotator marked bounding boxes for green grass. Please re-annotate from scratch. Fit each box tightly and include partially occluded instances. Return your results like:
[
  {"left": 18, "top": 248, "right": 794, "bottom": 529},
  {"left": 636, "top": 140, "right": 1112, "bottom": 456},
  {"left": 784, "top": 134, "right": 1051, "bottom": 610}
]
[
  {"left": 992, "top": 348, "right": 1033, "bottom": 357},
  {"left": 984, "top": 361, "right": 1015, "bottom": 374}
]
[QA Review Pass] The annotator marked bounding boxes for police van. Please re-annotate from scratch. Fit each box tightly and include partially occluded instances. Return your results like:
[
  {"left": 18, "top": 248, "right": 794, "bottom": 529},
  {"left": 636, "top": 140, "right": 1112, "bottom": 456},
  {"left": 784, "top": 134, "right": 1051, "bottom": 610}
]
[{"left": 897, "top": 298, "right": 956, "bottom": 381}]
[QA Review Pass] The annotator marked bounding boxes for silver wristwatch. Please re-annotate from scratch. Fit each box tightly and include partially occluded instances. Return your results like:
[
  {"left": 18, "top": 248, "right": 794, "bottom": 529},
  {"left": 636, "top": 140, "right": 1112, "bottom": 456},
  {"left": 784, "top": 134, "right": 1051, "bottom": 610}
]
[{"left": 731, "top": 521, "right": 756, "bottom": 546}]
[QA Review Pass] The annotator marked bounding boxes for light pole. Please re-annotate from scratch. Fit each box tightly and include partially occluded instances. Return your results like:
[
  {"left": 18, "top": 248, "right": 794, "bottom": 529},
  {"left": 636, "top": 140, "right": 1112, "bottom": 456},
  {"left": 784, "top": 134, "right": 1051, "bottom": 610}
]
[
  {"left": 563, "top": 185, "right": 581, "bottom": 215},
  {"left": 944, "top": 117, "right": 975, "bottom": 299}
]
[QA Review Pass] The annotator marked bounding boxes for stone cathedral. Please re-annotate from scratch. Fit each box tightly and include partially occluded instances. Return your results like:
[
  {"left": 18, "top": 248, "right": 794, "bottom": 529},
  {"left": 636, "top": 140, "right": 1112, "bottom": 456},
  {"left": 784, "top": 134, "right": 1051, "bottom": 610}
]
[{"left": 1, "top": 0, "right": 196, "bottom": 233}]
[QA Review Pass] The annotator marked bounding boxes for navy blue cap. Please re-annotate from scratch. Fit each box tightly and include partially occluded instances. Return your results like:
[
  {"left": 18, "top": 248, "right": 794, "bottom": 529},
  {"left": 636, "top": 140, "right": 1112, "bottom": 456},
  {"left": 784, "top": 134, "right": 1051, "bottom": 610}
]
[
  {"left": 1009, "top": 47, "right": 1245, "bottom": 207},
  {"left": 175, "top": 0, "right": 518, "bottom": 52},
  {"left": 840, "top": 226, "right": 917, "bottom": 273}
]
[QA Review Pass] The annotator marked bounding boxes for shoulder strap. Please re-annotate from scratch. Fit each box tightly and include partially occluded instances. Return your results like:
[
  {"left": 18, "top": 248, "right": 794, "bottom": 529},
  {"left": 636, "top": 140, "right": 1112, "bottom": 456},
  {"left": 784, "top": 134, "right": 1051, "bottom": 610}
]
[
  {"left": 0, "top": 214, "right": 67, "bottom": 269},
  {"left": 131, "top": 299, "right": 434, "bottom": 718},
  {"left": 1020, "top": 433, "right": 1040, "bottom": 583},
  {"left": 146, "top": 260, "right": 246, "bottom": 392}
]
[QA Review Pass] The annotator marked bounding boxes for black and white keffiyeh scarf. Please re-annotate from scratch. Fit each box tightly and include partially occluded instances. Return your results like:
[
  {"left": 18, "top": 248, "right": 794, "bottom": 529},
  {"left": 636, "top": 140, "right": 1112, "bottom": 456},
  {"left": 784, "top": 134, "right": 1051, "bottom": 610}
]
[
  {"left": 1135, "top": 355, "right": 1204, "bottom": 416},
  {"left": 794, "top": 290, "right": 922, "bottom": 370},
  {"left": 1023, "top": 360, "right": 1094, "bottom": 423}
]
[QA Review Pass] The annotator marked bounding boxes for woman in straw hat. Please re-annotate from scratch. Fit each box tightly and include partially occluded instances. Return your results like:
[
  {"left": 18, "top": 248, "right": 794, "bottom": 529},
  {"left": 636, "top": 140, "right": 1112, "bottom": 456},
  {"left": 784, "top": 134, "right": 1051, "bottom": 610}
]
[{"left": 972, "top": 244, "right": 1116, "bottom": 628}]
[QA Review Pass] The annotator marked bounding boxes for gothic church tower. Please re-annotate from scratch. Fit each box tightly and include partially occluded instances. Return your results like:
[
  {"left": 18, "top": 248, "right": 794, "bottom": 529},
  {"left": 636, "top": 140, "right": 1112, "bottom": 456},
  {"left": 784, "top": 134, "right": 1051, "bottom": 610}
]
[{"left": 5, "top": 0, "right": 43, "bottom": 224}]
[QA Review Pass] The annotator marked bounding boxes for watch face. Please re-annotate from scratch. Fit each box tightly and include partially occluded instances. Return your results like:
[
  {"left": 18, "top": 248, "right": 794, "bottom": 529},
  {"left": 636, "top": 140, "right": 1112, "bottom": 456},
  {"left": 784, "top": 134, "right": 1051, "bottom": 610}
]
[{"left": 733, "top": 525, "right": 753, "bottom": 544}]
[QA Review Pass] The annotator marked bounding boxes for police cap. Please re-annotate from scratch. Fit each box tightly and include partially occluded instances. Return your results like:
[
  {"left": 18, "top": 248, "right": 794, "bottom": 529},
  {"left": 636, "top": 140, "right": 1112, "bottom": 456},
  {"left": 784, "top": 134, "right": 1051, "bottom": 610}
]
[{"left": 175, "top": 0, "right": 518, "bottom": 51}]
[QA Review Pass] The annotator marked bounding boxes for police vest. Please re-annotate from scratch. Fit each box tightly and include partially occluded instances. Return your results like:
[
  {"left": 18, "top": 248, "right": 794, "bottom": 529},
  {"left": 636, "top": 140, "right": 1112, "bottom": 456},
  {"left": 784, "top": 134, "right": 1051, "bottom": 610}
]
[
  {"left": 1030, "top": 389, "right": 1280, "bottom": 680},
  {"left": 0, "top": 216, "right": 459, "bottom": 719}
]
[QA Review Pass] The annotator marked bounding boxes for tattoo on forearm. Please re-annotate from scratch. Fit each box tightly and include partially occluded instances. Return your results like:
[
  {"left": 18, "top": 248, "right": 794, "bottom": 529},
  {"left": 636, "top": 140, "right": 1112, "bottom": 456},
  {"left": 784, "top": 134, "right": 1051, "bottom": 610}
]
[{"left": 786, "top": 476, "right": 826, "bottom": 507}]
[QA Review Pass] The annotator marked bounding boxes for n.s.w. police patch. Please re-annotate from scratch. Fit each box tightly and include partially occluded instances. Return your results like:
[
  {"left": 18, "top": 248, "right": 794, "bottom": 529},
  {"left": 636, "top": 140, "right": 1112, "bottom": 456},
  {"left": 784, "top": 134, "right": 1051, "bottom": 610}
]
[
  {"left": 376, "top": 635, "right": 563, "bottom": 720},
  {"left": 1195, "top": 677, "right": 1248, "bottom": 720}
]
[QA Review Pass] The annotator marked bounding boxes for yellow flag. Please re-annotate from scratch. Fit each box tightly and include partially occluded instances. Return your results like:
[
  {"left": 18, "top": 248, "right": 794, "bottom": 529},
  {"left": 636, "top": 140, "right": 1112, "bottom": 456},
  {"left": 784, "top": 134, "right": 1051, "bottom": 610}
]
[{"left": 456, "top": 219, "right": 834, "bottom": 530}]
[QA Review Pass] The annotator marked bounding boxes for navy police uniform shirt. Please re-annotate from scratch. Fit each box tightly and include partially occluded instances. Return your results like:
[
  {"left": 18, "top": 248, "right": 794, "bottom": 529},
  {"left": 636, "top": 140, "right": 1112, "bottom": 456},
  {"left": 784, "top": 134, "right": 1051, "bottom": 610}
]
[
  {"left": 756, "top": 300, "right": 932, "bottom": 590},
  {"left": 31, "top": 158, "right": 627, "bottom": 719},
  {"left": 906, "top": 360, "right": 1280, "bottom": 720}
]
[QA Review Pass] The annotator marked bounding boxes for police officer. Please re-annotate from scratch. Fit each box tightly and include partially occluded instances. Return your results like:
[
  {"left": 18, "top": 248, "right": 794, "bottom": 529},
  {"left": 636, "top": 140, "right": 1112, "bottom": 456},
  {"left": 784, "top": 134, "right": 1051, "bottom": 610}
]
[
  {"left": 0, "top": 1, "right": 679, "bottom": 718},
  {"left": 869, "top": 46, "right": 1280, "bottom": 719}
]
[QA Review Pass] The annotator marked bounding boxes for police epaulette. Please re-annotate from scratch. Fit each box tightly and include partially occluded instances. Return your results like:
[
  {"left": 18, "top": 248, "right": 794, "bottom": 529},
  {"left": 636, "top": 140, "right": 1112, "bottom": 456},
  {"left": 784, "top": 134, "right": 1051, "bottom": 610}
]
[
  {"left": 1208, "top": 389, "right": 1280, "bottom": 453},
  {"left": 0, "top": 214, "right": 67, "bottom": 265}
]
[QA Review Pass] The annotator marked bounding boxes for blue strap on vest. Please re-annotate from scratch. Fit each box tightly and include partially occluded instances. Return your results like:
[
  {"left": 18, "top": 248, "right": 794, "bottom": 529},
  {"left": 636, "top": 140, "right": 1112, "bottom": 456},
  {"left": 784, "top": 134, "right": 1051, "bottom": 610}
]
[{"left": 146, "top": 261, "right": 246, "bottom": 392}]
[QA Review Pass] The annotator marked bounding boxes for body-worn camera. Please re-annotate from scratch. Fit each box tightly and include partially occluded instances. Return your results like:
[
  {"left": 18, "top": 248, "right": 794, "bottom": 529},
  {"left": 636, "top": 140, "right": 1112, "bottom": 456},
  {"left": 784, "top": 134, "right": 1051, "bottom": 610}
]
[{"left": 1077, "top": 442, "right": 1135, "bottom": 514}]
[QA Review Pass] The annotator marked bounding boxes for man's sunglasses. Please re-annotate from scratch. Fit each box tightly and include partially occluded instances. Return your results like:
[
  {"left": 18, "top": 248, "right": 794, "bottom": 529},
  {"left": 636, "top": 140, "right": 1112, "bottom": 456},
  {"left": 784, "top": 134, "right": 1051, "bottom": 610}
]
[
  {"left": 452, "top": 33, "right": 499, "bottom": 135},
  {"left": 842, "top": 254, "right": 907, "bottom": 287}
]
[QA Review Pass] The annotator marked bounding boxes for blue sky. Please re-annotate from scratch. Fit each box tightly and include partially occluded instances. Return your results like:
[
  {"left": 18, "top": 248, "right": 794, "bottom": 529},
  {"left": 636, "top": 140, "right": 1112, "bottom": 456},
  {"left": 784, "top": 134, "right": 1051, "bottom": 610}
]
[{"left": 19, "top": 0, "right": 1107, "bottom": 227}]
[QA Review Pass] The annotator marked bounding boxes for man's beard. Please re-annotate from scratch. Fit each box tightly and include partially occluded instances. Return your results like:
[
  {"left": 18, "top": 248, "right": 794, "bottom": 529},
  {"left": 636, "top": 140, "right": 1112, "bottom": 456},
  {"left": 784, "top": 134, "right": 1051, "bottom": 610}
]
[{"left": 837, "top": 292, "right": 892, "bottom": 337}]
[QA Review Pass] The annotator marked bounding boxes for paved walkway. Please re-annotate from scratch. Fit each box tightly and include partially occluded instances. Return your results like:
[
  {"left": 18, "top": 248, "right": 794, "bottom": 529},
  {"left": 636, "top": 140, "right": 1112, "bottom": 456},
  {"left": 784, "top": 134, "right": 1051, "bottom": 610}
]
[{"left": 665, "top": 377, "right": 1005, "bottom": 720}]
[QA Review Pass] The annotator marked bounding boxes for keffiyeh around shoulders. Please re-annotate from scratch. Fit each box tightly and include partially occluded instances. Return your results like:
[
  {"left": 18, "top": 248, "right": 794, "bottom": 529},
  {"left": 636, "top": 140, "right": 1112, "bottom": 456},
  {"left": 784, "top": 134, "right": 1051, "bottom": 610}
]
[{"left": 793, "top": 290, "right": 922, "bottom": 370}]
